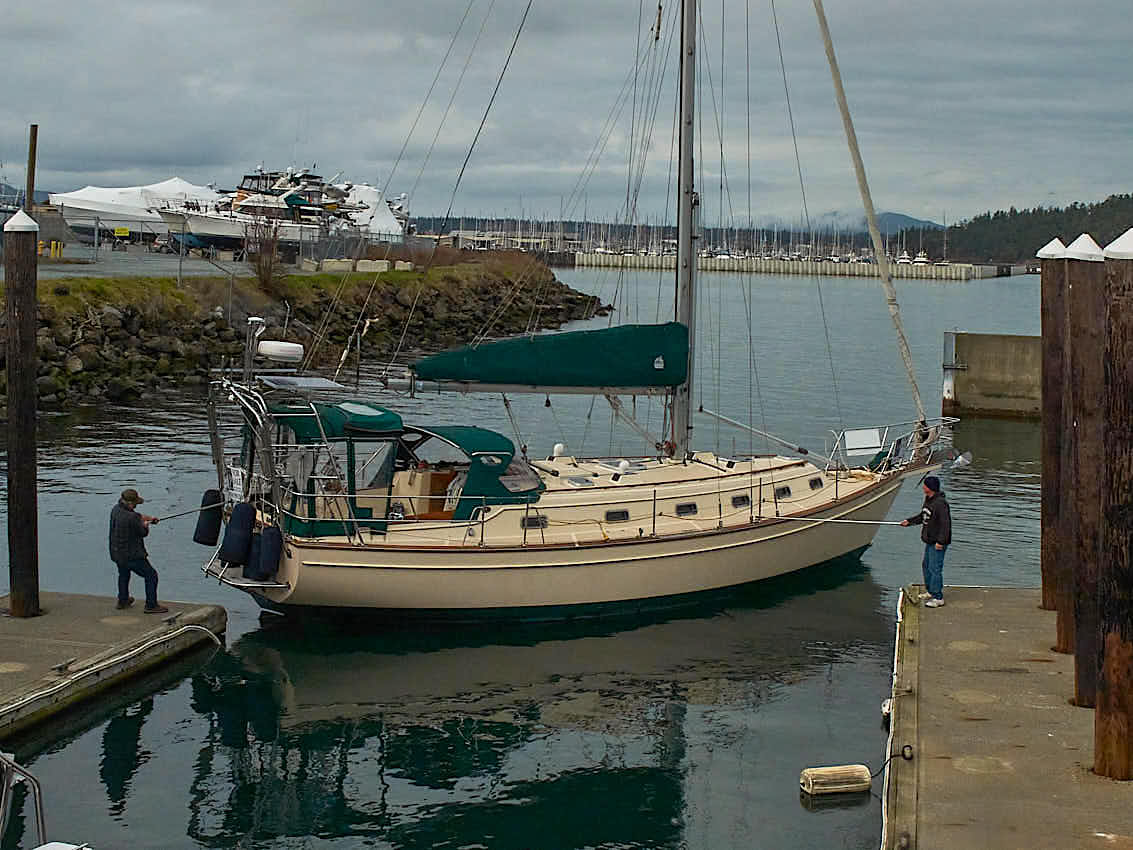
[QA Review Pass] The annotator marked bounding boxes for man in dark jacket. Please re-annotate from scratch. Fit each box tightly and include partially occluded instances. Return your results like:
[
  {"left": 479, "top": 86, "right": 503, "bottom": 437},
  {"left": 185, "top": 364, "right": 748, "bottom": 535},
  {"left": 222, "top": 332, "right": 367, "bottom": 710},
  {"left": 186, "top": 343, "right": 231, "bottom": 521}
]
[
  {"left": 900, "top": 475, "right": 951, "bottom": 607},
  {"left": 109, "top": 488, "right": 168, "bottom": 613}
]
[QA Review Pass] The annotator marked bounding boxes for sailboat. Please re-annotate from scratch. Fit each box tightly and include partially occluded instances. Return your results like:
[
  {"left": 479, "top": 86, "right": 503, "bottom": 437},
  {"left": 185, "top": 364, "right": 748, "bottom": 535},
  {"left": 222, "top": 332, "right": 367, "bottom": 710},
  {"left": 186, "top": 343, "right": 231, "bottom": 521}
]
[{"left": 198, "top": 1, "right": 952, "bottom": 618}]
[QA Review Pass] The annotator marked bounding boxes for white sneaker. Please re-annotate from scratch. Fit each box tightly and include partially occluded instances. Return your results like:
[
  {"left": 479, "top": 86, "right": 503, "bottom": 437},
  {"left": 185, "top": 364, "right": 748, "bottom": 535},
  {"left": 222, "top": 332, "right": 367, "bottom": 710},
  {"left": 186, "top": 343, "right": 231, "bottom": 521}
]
[
  {"left": 924, "top": 597, "right": 945, "bottom": 608},
  {"left": 917, "top": 592, "right": 932, "bottom": 600}
]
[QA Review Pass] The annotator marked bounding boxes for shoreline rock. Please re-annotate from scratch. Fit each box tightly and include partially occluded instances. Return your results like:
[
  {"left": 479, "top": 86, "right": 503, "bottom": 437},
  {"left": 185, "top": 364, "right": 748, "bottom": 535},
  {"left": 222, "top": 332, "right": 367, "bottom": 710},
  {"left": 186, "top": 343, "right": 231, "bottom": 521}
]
[{"left": 0, "top": 256, "right": 610, "bottom": 412}]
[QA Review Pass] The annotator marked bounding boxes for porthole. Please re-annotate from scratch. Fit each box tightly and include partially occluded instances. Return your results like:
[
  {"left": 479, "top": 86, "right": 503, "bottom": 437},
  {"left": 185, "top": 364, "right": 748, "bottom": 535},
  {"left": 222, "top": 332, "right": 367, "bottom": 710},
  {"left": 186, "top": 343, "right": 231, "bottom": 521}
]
[
  {"left": 809, "top": 477, "right": 825, "bottom": 491},
  {"left": 605, "top": 509, "right": 630, "bottom": 522},
  {"left": 774, "top": 486, "right": 791, "bottom": 500},
  {"left": 731, "top": 494, "right": 751, "bottom": 509},
  {"left": 520, "top": 515, "right": 548, "bottom": 530},
  {"left": 675, "top": 502, "right": 698, "bottom": 517}
]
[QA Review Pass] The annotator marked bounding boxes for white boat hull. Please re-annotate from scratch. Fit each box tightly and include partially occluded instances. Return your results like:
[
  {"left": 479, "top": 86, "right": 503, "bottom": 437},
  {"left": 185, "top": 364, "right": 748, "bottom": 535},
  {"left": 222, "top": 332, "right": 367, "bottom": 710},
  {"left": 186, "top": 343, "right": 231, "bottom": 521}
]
[
  {"left": 159, "top": 210, "right": 320, "bottom": 243},
  {"left": 227, "top": 473, "right": 905, "bottom": 615}
]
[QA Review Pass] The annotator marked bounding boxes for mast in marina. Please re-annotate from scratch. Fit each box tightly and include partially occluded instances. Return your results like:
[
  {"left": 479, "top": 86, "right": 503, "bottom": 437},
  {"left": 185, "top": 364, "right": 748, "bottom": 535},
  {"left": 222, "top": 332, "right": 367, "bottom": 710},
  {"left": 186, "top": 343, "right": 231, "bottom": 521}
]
[{"left": 672, "top": 0, "right": 699, "bottom": 458}]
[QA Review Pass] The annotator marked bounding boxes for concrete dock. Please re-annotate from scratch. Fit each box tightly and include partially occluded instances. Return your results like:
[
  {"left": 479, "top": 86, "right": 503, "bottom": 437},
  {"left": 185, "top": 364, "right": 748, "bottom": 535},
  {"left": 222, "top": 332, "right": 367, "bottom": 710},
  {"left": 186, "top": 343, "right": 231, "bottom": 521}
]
[
  {"left": 883, "top": 586, "right": 1133, "bottom": 849},
  {"left": 0, "top": 592, "right": 225, "bottom": 741},
  {"left": 942, "top": 331, "right": 1042, "bottom": 419},
  {"left": 572, "top": 252, "right": 1029, "bottom": 280}
]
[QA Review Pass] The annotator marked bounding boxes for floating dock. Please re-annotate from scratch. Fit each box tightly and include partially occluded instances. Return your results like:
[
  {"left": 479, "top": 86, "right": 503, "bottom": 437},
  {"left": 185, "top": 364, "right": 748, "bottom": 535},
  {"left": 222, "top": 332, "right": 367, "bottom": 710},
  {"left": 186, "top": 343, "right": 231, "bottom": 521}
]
[
  {"left": 572, "top": 253, "right": 1030, "bottom": 280},
  {"left": 883, "top": 586, "right": 1133, "bottom": 849},
  {"left": 0, "top": 592, "right": 225, "bottom": 741}
]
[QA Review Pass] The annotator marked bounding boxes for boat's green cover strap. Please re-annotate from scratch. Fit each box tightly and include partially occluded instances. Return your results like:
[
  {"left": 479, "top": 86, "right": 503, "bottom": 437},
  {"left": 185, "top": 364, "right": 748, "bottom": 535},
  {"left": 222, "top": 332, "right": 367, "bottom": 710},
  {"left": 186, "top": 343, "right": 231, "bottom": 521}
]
[{"left": 411, "top": 322, "right": 689, "bottom": 388}]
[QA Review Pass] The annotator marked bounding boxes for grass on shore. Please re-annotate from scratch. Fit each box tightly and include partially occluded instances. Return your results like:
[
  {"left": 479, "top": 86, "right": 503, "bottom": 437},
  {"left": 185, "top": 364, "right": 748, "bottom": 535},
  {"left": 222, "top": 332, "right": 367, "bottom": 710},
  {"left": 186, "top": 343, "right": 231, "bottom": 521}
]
[{"left": 0, "top": 251, "right": 552, "bottom": 321}]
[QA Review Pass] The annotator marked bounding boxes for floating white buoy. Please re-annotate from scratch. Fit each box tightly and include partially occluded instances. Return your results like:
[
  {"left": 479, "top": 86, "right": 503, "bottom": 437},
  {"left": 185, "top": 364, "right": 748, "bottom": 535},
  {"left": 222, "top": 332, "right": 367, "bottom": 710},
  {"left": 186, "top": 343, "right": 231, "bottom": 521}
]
[{"left": 799, "top": 764, "right": 872, "bottom": 795}]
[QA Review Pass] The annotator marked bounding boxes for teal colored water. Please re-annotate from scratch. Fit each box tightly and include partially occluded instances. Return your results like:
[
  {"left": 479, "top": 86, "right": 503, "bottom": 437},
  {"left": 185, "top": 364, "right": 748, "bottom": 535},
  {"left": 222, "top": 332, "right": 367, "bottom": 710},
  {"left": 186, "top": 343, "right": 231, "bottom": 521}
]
[{"left": 0, "top": 270, "right": 1041, "bottom": 848}]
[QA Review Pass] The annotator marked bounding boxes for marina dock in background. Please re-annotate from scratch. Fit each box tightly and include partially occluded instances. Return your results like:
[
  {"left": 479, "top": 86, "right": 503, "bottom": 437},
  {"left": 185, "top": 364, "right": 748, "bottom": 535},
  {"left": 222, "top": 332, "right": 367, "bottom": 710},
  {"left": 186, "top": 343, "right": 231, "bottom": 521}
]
[
  {"left": 883, "top": 587, "right": 1133, "bottom": 849},
  {"left": 0, "top": 593, "right": 225, "bottom": 741},
  {"left": 571, "top": 252, "right": 1030, "bottom": 279}
]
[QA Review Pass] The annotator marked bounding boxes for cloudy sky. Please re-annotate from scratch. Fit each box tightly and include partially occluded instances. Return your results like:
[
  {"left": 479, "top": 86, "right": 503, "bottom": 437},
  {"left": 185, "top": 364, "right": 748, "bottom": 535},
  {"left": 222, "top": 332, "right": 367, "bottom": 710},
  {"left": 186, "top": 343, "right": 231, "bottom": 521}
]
[{"left": 1, "top": 0, "right": 1129, "bottom": 226}]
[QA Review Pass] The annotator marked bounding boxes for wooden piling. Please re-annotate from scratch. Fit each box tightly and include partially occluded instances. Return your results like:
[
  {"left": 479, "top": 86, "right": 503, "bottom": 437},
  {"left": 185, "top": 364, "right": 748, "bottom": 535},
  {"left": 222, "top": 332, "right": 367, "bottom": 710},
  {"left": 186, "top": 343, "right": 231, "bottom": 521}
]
[
  {"left": 23, "top": 124, "right": 37, "bottom": 211},
  {"left": 1039, "top": 256, "right": 1065, "bottom": 611},
  {"left": 1096, "top": 233, "right": 1133, "bottom": 779},
  {"left": 4, "top": 210, "right": 41, "bottom": 618},
  {"left": 1064, "top": 255, "right": 1105, "bottom": 704}
]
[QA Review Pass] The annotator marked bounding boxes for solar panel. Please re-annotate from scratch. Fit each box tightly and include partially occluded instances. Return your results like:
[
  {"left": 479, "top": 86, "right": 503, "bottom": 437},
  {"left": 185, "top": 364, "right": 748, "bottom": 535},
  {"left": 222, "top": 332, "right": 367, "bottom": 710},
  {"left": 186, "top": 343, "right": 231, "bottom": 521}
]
[{"left": 259, "top": 376, "right": 346, "bottom": 391}]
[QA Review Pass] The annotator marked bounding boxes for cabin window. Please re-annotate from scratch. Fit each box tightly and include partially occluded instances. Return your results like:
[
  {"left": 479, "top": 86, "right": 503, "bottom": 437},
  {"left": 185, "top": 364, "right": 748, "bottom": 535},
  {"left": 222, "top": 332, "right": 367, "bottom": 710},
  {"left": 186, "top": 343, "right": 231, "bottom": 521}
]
[
  {"left": 605, "top": 509, "right": 630, "bottom": 523},
  {"left": 774, "top": 485, "right": 791, "bottom": 500},
  {"left": 500, "top": 459, "right": 542, "bottom": 493},
  {"left": 675, "top": 502, "right": 698, "bottom": 517},
  {"left": 731, "top": 494, "right": 751, "bottom": 509},
  {"left": 520, "top": 514, "right": 549, "bottom": 530},
  {"left": 353, "top": 441, "right": 396, "bottom": 491},
  {"left": 809, "top": 476, "right": 825, "bottom": 491}
]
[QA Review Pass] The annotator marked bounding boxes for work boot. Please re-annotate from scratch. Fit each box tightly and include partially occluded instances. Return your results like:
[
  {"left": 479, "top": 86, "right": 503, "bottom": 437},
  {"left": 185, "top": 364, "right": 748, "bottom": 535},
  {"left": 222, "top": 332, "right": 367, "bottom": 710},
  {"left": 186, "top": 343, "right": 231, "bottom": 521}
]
[
  {"left": 144, "top": 604, "right": 170, "bottom": 614},
  {"left": 116, "top": 597, "right": 135, "bottom": 609}
]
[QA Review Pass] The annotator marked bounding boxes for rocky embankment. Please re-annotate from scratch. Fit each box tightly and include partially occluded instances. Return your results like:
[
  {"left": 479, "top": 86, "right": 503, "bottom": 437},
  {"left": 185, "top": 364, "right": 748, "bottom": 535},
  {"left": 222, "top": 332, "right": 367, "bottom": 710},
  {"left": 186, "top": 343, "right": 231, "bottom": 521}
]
[{"left": 0, "top": 255, "right": 608, "bottom": 410}]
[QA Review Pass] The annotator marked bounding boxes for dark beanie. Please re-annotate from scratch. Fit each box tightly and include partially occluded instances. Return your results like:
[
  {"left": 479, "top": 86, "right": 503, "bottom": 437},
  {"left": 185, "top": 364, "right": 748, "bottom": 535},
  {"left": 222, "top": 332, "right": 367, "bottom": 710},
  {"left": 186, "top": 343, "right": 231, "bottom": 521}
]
[{"left": 924, "top": 475, "right": 941, "bottom": 492}]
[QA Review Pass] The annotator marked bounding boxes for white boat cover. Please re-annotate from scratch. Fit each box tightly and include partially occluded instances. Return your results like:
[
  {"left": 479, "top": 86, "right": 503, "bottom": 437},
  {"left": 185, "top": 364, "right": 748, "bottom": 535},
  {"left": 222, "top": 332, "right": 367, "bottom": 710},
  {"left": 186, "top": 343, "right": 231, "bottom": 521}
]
[
  {"left": 336, "top": 183, "right": 404, "bottom": 239},
  {"left": 48, "top": 177, "right": 221, "bottom": 224}
]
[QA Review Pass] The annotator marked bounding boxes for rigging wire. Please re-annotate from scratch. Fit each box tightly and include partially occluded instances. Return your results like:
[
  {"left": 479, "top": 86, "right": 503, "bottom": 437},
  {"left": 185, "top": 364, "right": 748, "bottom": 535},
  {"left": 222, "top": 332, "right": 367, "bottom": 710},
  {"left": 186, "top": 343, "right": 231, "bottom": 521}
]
[
  {"left": 409, "top": 0, "right": 499, "bottom": 204},
  {"left": 305, "top": 3, "right": 478, "bottom": 373},
  {"left": 384, "top": 0, "right": 535, "bottom": 374},
  {"left": 770, "top": 0, "right": 845, "bottom": 433}
]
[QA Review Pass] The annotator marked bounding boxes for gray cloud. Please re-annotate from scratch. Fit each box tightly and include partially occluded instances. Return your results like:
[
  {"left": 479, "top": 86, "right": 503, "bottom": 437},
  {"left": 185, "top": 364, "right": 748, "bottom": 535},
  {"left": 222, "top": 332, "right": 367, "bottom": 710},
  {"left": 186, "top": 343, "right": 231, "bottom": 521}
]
[{"left": 2, "top": 0, "right": 1130, "bottom": 225}]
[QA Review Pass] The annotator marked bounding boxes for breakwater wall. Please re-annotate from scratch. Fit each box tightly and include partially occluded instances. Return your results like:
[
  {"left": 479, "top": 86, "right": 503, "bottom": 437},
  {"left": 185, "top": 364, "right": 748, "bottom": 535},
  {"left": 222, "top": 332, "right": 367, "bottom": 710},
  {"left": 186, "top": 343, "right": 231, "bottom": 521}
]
[
  {"left": 573, "top": 252, "right": 1018, "bottom": 280},
  {"left": 941, "top": 331, "right": 1041, "bottom": 418}
]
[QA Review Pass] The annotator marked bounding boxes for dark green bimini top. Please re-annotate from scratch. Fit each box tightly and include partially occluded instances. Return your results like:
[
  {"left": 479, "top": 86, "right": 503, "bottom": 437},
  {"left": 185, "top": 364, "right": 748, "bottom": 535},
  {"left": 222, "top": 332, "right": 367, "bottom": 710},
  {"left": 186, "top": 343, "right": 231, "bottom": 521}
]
[
  {"left": 411, "top": 322, "right": 689, "bottom": 389},
  {"left": 419, "top": 425, "right": 515, "bottom": 459},
  {"left": 272, "top": 400, "right": 404, "bottom": 443}
]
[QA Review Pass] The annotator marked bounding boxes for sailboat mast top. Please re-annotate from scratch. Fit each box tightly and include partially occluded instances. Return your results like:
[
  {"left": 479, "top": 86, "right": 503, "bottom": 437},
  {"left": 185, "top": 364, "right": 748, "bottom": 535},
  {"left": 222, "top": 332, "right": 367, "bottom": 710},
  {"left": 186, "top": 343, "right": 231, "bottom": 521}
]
[{"left": 673, "top": 0, "right": 699, "bottom": 458}]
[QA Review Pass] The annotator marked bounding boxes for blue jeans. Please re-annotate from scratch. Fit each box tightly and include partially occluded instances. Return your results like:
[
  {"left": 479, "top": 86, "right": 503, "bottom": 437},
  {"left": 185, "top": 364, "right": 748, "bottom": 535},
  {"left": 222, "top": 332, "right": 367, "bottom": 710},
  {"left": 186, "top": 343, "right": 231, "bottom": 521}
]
[
  {"left": 922, "top": 543, "right": 947, "bottom": 600},
  {"left": 117, "top": 558, "right": 158, "bottom": 608}
]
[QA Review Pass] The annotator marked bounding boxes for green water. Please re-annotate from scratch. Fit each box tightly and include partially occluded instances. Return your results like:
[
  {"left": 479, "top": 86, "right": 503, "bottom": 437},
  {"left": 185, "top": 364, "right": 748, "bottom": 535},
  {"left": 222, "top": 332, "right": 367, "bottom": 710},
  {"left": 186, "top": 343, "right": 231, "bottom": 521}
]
[{"left": 1, "top": 270, "right": 1041, "bottom": 848}]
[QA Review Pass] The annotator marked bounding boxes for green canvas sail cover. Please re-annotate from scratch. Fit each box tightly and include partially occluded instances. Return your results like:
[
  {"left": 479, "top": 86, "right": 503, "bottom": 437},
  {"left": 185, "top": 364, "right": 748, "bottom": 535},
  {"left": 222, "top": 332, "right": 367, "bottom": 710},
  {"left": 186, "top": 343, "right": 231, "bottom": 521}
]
[{"left": 412, "top": 322, "right": 689, "bottom": 390}]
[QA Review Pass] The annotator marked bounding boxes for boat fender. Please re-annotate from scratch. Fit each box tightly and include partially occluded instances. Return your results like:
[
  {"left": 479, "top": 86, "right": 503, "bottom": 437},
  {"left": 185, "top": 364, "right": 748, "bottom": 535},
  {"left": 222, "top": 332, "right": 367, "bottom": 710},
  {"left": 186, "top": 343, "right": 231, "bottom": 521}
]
[
  {"left": 192, "top": 489, "right": 224, "bottom": 546},
  {"left": 242, "top": 532, "right": 263, "bottom": 580},
  {"left": 254, "top": 526, "right": 284, "bottom": 580},
  {"left": 218, "top": 502, "right": 256, "bottom": 565}
]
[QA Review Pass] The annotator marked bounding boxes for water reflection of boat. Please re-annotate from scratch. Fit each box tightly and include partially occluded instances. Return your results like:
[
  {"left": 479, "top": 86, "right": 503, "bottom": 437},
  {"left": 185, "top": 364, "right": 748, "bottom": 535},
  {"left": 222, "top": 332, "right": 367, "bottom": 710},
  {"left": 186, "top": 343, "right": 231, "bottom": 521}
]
[{"left": 179, "top": 559, "right": 887, "bottom": 845}]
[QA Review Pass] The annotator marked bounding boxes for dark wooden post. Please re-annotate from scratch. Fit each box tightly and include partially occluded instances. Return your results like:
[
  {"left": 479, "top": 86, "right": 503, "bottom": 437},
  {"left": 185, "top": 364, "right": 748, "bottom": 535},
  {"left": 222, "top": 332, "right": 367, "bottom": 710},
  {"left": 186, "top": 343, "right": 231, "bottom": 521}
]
[
  {"left": 1097, "top": 229, "right": 1133, "bottom": 778},
  {"left": 1054, "top": 254, "right": 1078, "bottom": 654},
  {"left": 1063, "top": 241, "right": 1106, "bottom": 705},
  {"left": 1038, "top": 241, "right": 1066, "bottom": 612},
  {"left": 23, "top": 124, "right": 37, "bottom": 212},
  {"left": 4, "top": 209, "right": 41, "bottom": 617}
]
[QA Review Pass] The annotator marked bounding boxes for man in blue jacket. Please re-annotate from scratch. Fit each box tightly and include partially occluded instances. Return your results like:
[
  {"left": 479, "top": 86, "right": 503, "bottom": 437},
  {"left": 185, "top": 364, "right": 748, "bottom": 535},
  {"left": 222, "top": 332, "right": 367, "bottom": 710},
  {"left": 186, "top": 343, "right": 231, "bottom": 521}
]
[
  {"left": 900, "top": 475, "right": 952, "bottom": 607},
  {"left": 108, "top": 488, "right": 169, "bottom": 613}
]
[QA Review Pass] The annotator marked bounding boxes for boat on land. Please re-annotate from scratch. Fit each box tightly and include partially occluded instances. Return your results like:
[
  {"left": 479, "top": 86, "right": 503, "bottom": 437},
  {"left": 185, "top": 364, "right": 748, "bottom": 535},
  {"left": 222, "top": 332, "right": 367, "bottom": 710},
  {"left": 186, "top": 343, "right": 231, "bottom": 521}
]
[
  {"left": 198, "top": 0, "right": 953, "bottom": 618},
  {"left": 48, "top": 176, "right": 220, "bottom": 241},
  {"left": 156, "top": 166, "right": 403, "bottom": 249}
]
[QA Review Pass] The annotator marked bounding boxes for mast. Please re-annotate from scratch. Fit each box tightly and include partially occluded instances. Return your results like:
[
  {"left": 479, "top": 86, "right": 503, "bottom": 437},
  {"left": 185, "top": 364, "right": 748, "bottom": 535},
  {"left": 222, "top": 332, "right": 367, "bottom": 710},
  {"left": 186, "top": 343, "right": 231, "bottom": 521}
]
[{"left": 673, "top": 0, "right": 699, "bottom": 457}]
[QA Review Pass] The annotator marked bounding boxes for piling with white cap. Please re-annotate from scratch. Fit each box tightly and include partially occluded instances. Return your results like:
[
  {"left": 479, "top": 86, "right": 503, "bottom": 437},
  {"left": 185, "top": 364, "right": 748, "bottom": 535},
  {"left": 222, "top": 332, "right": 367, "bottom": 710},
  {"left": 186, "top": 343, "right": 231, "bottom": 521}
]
[
  {"left": 4, "top": 208, "right": 42, "bottom": 617},
  {"left": 1038, "top": 236, "right": 1066, "bottom": 614}
]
